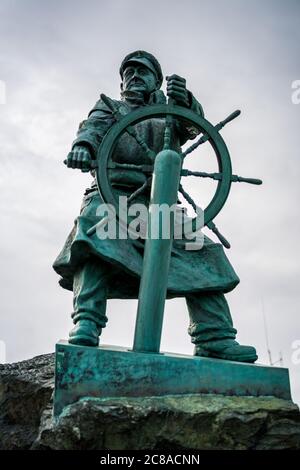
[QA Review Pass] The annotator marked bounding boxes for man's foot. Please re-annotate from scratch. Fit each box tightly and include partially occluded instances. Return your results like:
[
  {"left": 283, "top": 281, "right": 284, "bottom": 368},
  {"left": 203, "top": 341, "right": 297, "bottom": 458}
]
[
  {"left": 68, "top": 319, "right": 100, "bottom": 347},
  {"left": 194, "top": 339, "right": 258, "bottom": 363}
]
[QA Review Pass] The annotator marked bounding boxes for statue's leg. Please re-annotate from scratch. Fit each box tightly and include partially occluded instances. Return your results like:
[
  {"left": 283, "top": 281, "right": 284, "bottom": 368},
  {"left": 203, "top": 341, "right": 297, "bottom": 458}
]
[
  {"left": 186, "top": 293, "right": 257, "bottom": 363},
  {"left": 68, "top": 258, "right": 109, "bottom": 347}
]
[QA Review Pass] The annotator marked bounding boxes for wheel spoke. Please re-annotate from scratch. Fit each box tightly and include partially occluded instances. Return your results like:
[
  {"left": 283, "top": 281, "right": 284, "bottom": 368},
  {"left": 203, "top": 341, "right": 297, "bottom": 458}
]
[
  {"left": 182, "top": 109, "right": 241, "bottom": 159},
  {"left": 163, "top": 116, "right": 173, "bottom": 150},
  {"left": 207, "top": 220, "right": 231, "bottom": 249},
  {"left": 107, "top": 162, "right": 153, "bottom": 174},
  {"left": 181, "top": 169, "right": 262, "bottom": 185},
  {"left": 179, "top": 184, "right": 200, "bottom": 213},
  {"left": 181, "top": 133, "right": 206, "bottom": 158},
  {"left": 179, "top": 184, "right": 230, "bottom": 248},
  {"left": 181, "top": 169, "right": 221, "bottom": 180},
  {"left": 126, "top": 126, "right": 156, "bottom": 160},
  {"left": 127, "top": 178, "right": 151, "bottom": 203},
  {"left": 231, "top": 175, "right": 262, "bottom": 185}
]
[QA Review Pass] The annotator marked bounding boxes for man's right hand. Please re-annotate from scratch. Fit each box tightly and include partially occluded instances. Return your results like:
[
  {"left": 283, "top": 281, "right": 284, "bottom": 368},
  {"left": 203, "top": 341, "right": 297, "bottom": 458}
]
[{"left": 64, "top": 146, "right": 92, "bottom": 172}]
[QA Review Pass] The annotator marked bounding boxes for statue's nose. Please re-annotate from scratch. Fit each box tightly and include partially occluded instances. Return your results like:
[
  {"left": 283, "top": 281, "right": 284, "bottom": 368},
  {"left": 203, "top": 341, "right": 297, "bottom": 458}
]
[{"left": 132, "top": 70, "right": 142, "bottom": 80}]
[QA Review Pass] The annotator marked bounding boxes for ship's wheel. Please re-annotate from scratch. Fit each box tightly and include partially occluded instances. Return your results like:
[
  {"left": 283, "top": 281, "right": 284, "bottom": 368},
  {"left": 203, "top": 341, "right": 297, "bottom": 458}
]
[{"left": 88, "top": 94, "right": 262, "bottom": 248}]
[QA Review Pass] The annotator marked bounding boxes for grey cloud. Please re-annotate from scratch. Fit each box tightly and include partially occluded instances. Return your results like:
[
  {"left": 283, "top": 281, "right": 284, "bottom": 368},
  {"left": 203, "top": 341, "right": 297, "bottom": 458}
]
[{"left": 0, "top": 0, "right": 299, "bottom": 403}]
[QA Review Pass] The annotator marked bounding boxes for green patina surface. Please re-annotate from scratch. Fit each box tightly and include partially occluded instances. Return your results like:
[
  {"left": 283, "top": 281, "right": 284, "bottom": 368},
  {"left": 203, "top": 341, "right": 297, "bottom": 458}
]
[
  {"left": 54, "top": 341, "right": 291, "bottom": 416},
  {"left": 52, "top": 51, "right": 271, "bottom": 415}
]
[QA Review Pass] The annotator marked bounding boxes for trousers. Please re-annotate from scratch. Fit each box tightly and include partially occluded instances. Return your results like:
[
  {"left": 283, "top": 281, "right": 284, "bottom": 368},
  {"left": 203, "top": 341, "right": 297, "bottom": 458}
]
[{"left": 72, "top": 259, "right": 237, "bottom": 345}]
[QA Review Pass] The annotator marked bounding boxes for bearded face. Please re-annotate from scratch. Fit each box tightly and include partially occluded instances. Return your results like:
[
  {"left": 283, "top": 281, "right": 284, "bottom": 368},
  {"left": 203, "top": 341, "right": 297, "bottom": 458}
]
[{"left": 122, "top": 63, "right": 159, "bottom": 98}]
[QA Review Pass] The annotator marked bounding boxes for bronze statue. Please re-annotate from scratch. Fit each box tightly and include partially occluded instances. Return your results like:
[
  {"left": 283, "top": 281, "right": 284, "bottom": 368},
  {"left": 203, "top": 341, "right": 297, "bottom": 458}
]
[{"left": 53, "top": 50, "right": 258, "bottom": 363}]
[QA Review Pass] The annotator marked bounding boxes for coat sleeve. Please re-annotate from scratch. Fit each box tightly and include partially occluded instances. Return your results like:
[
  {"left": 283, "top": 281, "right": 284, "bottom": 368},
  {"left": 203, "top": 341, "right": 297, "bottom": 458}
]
[
  {"left": 175, "top": 91, "right": 205, "bottom": 146},
  {"left": 71, "top": 98, "right": 116, "bottom": 158}
]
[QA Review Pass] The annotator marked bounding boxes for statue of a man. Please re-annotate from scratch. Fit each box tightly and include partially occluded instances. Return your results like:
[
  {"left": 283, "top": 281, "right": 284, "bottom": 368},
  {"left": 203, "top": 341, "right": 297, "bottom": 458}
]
[{"left": 53, "top": 50, "right": 257, "bottom": 363}]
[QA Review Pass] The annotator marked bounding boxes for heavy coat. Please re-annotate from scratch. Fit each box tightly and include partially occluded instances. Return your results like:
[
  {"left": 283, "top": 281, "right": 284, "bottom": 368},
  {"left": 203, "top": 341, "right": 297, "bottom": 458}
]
[{"left": 53, "top": 90, "right": 239, "bottom": 297}]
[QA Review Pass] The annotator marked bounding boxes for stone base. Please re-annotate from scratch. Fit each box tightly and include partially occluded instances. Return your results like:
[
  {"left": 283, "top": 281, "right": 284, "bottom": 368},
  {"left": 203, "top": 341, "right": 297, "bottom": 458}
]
[
  {"left": 0, "top": 353, "right": 299, "bottom": 450},
  {"left": 54, "top": 340, "right": 291, "bottom": 416},
  {"left": 36, "top": 394, "right": 300, "bottom": 450}
]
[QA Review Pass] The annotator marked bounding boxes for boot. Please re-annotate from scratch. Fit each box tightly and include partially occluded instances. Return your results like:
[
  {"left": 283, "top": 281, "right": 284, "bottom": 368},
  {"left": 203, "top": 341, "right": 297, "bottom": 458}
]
[
  {"left": 69, "top": 319, "right": 101, "bottom": 347},
  {"left": 186, "top": 293, "right": 258, "bottom": 363},
  {"left": 194, "top": 339, "right": 258, "bottom": 363}
]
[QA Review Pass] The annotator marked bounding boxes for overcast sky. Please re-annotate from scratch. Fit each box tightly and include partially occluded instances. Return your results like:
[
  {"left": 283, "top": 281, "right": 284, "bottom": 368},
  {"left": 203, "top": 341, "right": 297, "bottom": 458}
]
[{"left": 0, "top": 0, "right": 299, "bottom": 404}]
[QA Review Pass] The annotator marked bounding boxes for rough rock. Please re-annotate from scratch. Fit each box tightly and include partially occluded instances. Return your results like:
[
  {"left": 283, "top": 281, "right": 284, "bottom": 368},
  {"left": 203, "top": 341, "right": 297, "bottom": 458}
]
[
  {"left": 0, "top": 353, "right": 54, "bottom": 449},
  {"left": 1, "top": 353, "right": 300, "bottom": 450},
  {"left": 34, "top": 395, "right": 300, "bottom": 450}
]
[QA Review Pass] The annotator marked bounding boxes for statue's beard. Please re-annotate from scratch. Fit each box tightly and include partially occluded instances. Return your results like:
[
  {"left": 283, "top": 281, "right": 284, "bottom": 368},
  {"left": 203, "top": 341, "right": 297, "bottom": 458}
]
[{"left": 121, "top": 89, "right": 151, "bottom": 105}]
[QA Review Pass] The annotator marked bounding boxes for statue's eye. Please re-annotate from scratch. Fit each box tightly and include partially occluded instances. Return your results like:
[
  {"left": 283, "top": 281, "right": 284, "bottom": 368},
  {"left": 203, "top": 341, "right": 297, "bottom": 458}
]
[{"left": 124, "top": 69, "right": 134, "bottom": 79}]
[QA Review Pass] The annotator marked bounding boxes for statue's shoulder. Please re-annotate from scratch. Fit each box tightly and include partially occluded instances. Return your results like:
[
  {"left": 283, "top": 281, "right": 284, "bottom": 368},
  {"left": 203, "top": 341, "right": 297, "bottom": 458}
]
[{"left": 88, "top": 96, "right": 123, "bottom": 118}]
